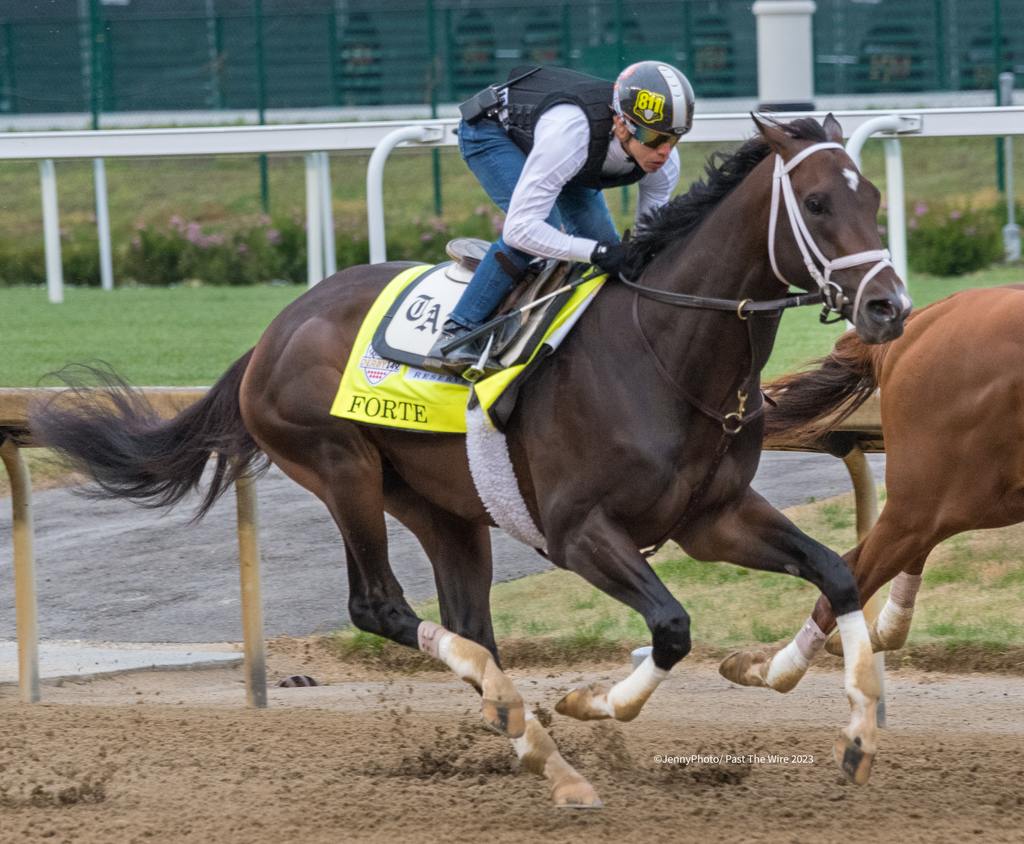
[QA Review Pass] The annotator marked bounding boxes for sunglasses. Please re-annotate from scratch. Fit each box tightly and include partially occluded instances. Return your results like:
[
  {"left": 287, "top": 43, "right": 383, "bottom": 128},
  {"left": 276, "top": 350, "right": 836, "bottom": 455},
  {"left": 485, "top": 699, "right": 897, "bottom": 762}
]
[{"left": 624, "top": 120, "right": 682, "bottom": 149}]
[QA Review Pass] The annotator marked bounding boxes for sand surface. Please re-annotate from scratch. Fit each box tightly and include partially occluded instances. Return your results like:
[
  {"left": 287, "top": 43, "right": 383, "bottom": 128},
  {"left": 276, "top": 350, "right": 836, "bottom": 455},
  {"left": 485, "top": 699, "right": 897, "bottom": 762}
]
[{"left": 1, "top": 638, "right": 1021, "bottom": 843}]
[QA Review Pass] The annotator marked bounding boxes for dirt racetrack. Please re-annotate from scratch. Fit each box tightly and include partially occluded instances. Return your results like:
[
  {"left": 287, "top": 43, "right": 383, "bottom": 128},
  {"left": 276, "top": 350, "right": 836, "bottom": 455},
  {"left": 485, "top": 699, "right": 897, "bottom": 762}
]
[{"left": 1, "top": 638, "right": 1022, "bottom": 843}]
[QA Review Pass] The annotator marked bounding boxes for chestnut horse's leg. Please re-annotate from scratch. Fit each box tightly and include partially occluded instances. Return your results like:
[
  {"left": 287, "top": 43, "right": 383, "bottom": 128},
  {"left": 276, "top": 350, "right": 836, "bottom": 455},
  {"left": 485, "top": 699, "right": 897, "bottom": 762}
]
[
  {"left": 724, "top": 507, "right": 937, "bottom": 693},
  {"left": 545, "top": 511, "right": 691, "bottom": 724},
  {"left": 688, "top": 488, "right": 879, "bottom": 785},
  {"left": 387, "top": 485, "right": 601, "bottom": 808},
  {"left": 818, "top": 515, "right": 934, "bottom": 656}
]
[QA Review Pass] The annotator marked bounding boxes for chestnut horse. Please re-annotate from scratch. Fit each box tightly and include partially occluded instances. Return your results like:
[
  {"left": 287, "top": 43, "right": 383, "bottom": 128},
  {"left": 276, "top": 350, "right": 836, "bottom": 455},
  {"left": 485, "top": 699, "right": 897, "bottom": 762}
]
[
  {"left": 32, "top": 115, "right": 908, "bottom": 805},
  {"left": 721, "top": 284, "right": 1024, "bottom": 691}
]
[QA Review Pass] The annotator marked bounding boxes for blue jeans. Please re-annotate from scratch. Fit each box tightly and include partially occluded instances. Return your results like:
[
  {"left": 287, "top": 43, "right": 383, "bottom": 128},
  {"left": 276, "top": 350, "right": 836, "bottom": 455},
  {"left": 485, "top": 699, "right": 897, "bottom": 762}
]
[{"left": 448, "top": 118, "right": 619, "bottom": 328}]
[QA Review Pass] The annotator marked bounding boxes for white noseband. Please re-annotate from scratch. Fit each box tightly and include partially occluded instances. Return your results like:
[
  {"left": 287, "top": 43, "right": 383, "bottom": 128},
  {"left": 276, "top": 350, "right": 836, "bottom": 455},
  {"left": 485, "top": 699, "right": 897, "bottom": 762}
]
[{"left": 767, "top": 142, "right": 894, "bottom": 320}]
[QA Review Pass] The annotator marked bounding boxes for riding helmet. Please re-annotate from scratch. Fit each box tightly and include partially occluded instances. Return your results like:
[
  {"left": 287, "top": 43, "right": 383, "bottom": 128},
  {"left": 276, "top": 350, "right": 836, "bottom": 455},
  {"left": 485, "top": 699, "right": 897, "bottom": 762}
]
[{"left": 613, "top": 61, "right": 695, "bottom": 137}]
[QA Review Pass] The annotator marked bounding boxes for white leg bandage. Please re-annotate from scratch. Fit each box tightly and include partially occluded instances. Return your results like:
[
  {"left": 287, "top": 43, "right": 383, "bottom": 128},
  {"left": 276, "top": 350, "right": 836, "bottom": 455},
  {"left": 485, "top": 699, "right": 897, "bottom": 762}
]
[
  {"left": 765, "top": 617, "right": 826, "bottom": 691},
  {"left": 873, "top": 572, "right": 921, "bottom": 649},
  {"left": 606, "top": 656, "right": 668, "bottom": 721}
]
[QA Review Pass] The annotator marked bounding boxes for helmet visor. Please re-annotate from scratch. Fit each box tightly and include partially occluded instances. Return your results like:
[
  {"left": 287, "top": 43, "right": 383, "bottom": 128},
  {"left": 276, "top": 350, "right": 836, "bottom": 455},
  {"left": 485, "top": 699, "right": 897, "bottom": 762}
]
[{"left": 625, "top": 119, "right": 682, "bottom": 149}]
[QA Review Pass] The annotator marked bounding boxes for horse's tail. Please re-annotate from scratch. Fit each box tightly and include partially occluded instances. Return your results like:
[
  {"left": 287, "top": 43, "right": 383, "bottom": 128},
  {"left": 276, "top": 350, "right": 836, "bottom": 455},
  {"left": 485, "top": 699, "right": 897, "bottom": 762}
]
[
  {"left": 30, "top": 351, "right": 267, "bottom": 521},
  {"left": 763, "top": 330, "right": 886, "bottom": 447}
]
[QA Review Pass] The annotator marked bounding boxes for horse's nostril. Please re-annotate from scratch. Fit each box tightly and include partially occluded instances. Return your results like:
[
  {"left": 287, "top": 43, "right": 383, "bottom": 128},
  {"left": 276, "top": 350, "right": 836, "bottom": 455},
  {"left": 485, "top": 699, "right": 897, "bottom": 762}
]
[{"left": 867, "top": 299, "right": 898, "bottom": 322}]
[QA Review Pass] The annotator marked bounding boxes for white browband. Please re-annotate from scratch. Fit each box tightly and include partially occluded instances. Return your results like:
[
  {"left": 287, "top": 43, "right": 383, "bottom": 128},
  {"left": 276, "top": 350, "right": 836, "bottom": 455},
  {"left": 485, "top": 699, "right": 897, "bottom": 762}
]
[{"left": 767, "top": 141, "right": 894, "bottom": 321}]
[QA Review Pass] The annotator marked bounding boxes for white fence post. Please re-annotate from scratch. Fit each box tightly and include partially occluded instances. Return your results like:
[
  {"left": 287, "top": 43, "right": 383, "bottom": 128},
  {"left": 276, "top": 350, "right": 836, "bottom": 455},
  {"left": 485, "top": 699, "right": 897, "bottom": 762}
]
[
  {"left": 39, "top": 159, "right": 64, "bottom": 304},
  {"left": 305, "top": 152, "right": 323, "bottom": 287},
  {"left": 318, "top": 152, "right": 337, "bottom": 277},
  {"left": 93, "top": 158, "right": 114, "bottom": 290}
]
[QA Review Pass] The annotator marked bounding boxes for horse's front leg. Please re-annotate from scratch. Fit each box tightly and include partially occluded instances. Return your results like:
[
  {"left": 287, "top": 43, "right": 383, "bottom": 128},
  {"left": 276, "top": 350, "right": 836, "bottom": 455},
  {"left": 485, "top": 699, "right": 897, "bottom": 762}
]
[
  {"left": 683, "top": 489, "right": 879, "bottom": 785},
  {"left": 546, "top": 508, "right": 691, "bottom": 723}
]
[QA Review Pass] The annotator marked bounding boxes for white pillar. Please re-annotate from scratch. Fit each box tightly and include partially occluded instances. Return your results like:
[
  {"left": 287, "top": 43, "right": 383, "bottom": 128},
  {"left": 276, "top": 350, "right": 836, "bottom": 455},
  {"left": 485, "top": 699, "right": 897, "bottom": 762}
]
[
  {"left": 93, "top": 158, "right": 114, "bottom": 290},
  {"left": 304, "top": 152, "right": 323, "bottom": 287},
  {"left": 752, "top": 1, "right": 816, "bottom": 111},
  {"left": 39, "top": 159, "right": 64, "bottom": 304}
]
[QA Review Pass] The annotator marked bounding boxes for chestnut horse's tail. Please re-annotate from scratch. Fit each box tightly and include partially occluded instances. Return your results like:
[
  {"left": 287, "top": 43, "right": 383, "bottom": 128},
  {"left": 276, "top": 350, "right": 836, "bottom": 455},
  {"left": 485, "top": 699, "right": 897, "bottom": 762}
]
[
  {"left": 31, "top": 351, "right": 267, "bottom": 521},
  {"left": 763, "top": 331, "right": 888, "bottom": 447}
]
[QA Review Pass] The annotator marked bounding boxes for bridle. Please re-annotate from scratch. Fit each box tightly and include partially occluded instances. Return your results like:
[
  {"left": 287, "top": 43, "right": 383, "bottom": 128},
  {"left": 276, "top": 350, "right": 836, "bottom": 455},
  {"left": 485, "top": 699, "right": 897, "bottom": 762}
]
[
  {"left": 619, "top": 140, "right": 896, "bottom": 326},
  {"left": 768, "top": 141, "right": 894, "bottom": 325}
]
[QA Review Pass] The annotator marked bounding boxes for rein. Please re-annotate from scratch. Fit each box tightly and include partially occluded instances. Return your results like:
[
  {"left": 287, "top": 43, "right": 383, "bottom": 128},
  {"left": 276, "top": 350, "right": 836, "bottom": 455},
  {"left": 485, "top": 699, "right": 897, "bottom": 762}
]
[{"left": 618, "top": 276, "right": 822, "bottom": 318}]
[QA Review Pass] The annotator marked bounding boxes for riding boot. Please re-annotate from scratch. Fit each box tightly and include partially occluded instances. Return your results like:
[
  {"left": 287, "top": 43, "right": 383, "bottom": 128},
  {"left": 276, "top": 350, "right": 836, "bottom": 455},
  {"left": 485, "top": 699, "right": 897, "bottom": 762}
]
[
  {"left": 426, "top": 319, "right": 493, "bottom": 369},
  {"left": 428, "top": 241, "right": 529, "bottom": 372}
]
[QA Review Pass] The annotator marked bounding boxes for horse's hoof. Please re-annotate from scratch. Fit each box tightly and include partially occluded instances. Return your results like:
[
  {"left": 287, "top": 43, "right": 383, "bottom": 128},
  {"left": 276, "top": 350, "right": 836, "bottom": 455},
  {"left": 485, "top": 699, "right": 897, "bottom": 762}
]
[
  {"left": 552, "top": 777, "right": 603, "bottom": 809},
  {"left": 718, "top": 650, "right": 769, "bottom": 687},
  {"left": 554, "top": 684, "right": 611, "bottom": 721},
  {"left": 824, "top": 632, "right": 844, "bottom": 656},
  {"left": 481, "top": 697, "right": 526, "bottom": 738},
  {"left": 833, "top": 734, "right": 875, "bottom": 785}
]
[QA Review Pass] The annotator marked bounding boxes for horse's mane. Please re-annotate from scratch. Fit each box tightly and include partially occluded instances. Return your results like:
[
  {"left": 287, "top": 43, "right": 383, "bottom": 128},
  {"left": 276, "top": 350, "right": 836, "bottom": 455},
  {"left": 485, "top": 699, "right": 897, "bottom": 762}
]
[{"left": 624, "top": 117, "right": 829, "bottom": 276}]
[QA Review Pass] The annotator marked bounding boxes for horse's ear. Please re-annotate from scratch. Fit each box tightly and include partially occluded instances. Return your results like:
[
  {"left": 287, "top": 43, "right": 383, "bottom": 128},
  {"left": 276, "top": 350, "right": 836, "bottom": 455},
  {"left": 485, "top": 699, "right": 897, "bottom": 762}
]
[
  {"left": 751, "top": 112, "right": 796, "bottom": 157},
  {"left": 822, "top": 113, "right": 844, "bottom": 144}
]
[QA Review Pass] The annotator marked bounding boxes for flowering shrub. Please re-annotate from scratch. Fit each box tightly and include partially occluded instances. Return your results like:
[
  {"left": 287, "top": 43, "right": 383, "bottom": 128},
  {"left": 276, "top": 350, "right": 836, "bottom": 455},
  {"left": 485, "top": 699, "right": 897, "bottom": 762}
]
[
  {"left": 906, "top": 201, "right": 1004, "bottom": 276},
  {"left": 121, "top": 215, "right": 310, "bottom": 285},
  {"left": 0, "top": 203, "right": 504, "bottom": 287}
]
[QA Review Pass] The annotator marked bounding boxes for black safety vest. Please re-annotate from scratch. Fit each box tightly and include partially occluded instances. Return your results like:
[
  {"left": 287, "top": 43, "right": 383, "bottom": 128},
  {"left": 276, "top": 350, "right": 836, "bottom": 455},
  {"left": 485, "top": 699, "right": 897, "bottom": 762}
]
[{"left": 503, "top": 65, "right": 646, "bottom": 190}]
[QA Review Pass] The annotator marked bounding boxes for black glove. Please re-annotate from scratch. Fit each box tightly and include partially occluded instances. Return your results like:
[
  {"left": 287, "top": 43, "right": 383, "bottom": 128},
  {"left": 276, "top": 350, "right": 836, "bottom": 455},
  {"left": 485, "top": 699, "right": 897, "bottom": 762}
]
[{"left": 590, "top": 240, "right": 629, "bottom": 276}]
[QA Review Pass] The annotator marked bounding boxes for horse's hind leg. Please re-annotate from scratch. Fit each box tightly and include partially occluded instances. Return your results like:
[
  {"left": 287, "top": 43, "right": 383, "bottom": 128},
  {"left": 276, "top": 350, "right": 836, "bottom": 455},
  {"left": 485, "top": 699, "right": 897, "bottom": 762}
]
[
  {"left": 386, "top": 485, "right": 600, "bottom": 807},
  {"left": 270, "top": 432, "right": 524, "bottom": 740}
]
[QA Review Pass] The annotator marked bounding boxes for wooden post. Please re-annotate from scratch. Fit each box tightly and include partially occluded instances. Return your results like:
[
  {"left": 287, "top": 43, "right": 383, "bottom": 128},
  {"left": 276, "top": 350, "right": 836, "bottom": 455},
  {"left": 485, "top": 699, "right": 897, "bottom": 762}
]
[
  {"left": 1, "top": 439, "right": 40, "bottom": 703},
  {"left": 235, "top": 472, "right": 267, "bottom": 708}
]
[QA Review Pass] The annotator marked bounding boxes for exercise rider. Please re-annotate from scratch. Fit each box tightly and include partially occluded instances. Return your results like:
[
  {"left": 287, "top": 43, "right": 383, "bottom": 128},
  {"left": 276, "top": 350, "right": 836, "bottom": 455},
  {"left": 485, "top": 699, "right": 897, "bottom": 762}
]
[{"left": 429, "top": 60, "right": 695, "bottom": 367}]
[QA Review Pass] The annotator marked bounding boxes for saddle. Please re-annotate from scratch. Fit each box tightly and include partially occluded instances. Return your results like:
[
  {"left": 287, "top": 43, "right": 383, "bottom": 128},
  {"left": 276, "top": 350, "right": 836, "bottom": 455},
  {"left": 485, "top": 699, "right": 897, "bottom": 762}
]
[{"left": 372, "top": 238, "right": 588, "bottom": 381}]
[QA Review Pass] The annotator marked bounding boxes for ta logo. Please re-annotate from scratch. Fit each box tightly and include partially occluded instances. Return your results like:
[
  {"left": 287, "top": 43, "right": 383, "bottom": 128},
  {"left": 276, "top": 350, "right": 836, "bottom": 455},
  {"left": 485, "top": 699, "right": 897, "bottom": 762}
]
[
  {"left": 632, "top": 89, "right": 665, "bottom": 124},
  {"left": 405, "top": 294, "right": 442, "bottom": 333}
]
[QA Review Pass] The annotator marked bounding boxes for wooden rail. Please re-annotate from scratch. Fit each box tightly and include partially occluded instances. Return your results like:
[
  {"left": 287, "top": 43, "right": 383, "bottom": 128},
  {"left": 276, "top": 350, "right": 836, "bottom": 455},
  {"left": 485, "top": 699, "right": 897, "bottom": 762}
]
[
  {"left": 1, "top": 387, "right": 264, "bottom": 707},
  {"left": 1, "top": 388, "right": 884, "bottom": 709}
]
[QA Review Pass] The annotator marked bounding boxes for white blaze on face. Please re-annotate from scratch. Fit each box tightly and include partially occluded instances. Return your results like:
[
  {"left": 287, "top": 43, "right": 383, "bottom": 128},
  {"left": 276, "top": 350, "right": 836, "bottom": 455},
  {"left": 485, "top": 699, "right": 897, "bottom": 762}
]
[{"left": 843, "top": 168, "right": 860, "bottom": 192}]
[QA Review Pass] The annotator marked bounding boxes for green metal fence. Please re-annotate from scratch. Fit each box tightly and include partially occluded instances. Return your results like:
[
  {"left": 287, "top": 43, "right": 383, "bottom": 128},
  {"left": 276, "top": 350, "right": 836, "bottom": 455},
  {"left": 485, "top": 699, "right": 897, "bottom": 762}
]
[{"left": 0, "top": 0, "right": 1020, "bottom": 118}]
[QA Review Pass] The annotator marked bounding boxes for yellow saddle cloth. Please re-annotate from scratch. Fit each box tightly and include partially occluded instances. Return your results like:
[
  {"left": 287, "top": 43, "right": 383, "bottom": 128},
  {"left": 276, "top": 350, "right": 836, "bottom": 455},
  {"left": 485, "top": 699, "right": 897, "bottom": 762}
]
[{"left": 329, "top": 263, "right": 605, "bottom": 433}]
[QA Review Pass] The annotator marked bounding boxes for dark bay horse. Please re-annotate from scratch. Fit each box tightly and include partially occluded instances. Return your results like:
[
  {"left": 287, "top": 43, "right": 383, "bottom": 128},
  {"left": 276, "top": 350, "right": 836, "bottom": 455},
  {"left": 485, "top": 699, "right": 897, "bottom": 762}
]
[
  {"left": 32, "top": 115, "right": 909, "bottom": 805},
  {"left": 721, "top": 283, "right": 1024, "bottom": 690}
]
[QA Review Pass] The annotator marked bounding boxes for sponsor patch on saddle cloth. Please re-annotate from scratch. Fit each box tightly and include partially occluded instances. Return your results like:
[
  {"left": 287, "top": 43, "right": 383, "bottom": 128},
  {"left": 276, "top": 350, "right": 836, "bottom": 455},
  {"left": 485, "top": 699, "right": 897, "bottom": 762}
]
[
  {"left": 330, "top": 265, "right": 606, "bottom": 433},
  {"left": 330, "top": 265, "right": 470, "bottom": 433},
  {"left": 472, "top": 275, "right": 606, "bottom": 429}
]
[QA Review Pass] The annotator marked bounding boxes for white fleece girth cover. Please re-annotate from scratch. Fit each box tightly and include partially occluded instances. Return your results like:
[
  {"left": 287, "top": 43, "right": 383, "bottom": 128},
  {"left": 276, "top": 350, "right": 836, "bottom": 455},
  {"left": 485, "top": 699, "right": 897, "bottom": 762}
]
[{"left": 465, "top": 404, "right": 546, "bottom": 550}]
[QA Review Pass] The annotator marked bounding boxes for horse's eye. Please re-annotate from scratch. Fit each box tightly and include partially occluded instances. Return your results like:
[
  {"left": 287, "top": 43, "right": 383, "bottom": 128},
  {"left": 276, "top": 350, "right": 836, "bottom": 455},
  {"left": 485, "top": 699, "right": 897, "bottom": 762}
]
[{"left": 805, "top": 195, "right": 827, "bottom": 216}]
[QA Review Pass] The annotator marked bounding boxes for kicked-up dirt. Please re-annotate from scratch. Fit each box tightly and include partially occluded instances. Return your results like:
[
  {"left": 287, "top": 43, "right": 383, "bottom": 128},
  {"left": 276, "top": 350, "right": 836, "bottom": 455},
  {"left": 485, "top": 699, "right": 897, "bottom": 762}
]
[{"left": 0, "top": 637, "right": 1021, "bottom": 843}]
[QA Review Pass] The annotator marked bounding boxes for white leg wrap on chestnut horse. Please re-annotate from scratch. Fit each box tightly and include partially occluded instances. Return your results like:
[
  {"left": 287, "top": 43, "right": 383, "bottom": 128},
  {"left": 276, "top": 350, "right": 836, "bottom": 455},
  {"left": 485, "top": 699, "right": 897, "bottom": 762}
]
[
  {"left": 872, "top": 572, "right": 922, "bottom": 649},
  {"left": 512, "top": 712, "right": 602, "bottom": 808},
  {"left": 833, "top": 610, "right": 880, "bottom": 784},
  {"left": 417, "top": 621, "right": 525, "bottom": 738},
  {"left": 555, "top": 655, "right": 668, "bottom": 721},
  {"left": 765, "top": 616, "right": 828, "bottom": 691}
]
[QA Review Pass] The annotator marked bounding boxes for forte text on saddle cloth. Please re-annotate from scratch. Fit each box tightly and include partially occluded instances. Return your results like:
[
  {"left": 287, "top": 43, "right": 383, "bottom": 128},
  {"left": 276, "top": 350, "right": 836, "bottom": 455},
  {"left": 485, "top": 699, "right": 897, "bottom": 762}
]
[{"left": 329, "top": 263, "right": 606, "bottom": 433}]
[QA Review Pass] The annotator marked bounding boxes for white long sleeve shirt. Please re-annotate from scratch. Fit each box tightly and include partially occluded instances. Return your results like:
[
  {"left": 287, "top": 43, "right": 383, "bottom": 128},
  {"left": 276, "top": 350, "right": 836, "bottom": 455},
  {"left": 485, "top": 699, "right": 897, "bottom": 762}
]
[{"left": 501, "top": 103, "right": 680, "bottom": 263}]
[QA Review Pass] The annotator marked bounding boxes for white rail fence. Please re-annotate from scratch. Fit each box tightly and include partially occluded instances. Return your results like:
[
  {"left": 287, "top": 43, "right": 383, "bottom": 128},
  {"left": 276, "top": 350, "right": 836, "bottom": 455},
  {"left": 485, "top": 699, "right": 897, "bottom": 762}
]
[{"left": 0, "top": 106, "right": 1021, "bottom": 303}]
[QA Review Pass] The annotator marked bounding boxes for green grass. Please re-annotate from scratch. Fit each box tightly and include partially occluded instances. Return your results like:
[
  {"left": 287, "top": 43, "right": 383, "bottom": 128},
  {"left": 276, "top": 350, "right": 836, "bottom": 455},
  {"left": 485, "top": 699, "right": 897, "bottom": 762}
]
[
  {"left": 2, "top": 284, "right": 303, "bottom": 385},
  {"left": 378, "top": 492, "right": 1024, "bottom": 656},
  {"left": 1, "top": 263, "right": 1017, "bottom": 386}
]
